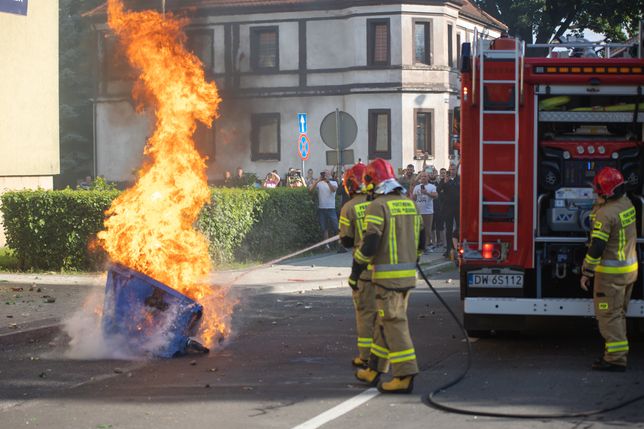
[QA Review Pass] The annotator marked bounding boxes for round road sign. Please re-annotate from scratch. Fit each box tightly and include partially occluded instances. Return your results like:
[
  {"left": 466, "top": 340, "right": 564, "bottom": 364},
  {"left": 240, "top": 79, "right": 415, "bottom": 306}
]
[
  {"left": 298, "top": 134, "right": 310, "bottom": 161},
  {"left": 320, "top": 110, "right": 358, "bottom": 150}
]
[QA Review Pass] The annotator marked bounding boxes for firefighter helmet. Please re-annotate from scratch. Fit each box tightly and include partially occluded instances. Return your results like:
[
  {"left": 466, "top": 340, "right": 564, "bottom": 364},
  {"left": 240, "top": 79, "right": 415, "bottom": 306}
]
[
  {"left": 593, "top": 167, "right": 624, "bottom": 198},
  {"left": 343, "top": 163, "right": 367, "bottom": 195},
  {"left": 365, "top": 158, "right": 404, "bottom": 195}
]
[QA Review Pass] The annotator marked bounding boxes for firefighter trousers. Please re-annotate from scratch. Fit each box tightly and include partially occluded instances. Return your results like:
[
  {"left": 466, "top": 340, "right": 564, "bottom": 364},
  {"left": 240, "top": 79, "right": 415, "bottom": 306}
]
[
  {"left": 594, "top": 274, "right": 634, "bottom": 366},
  {"left": 368, "top": 286, "right": 419, "bottom": 377},
  {"left": 352, "top": 278, "right": 377, "bottom": 361}
]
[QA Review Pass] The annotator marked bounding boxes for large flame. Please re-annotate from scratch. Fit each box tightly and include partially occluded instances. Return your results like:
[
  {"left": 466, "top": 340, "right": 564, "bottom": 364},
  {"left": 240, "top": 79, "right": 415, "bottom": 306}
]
[{"left": 98, "top": 0, "right": 229, "bottom": 347}]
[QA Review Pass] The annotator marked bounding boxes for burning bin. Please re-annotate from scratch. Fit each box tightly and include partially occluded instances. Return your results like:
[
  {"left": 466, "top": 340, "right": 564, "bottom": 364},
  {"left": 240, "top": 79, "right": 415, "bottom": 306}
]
[{"left": 102, "top": 264, "right": 206, "bottom": 358}]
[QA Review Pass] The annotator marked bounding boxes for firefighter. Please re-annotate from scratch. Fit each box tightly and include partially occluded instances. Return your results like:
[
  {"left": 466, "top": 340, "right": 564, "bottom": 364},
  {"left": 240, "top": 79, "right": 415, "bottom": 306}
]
[
  {"left": 338, "top": 163, "right": 376, "bottom": 369},
  {"left": 350, "top": 158, "right": 425, "bottom": 393},
  {"left": 580, "top": 167, "right": 638, "bottom": 372}
]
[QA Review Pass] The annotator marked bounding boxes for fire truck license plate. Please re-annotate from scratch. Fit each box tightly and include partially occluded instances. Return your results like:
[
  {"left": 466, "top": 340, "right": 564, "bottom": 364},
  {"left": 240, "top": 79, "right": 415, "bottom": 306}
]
[{"left": 467, "top": 270, "right": 523, "bottom": 288}]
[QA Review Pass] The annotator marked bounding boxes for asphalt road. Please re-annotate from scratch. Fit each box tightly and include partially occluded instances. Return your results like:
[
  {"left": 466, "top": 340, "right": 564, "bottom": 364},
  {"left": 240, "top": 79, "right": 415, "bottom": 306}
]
[{"left": 1, "top": 270, "right": 643, "bottom": 429}]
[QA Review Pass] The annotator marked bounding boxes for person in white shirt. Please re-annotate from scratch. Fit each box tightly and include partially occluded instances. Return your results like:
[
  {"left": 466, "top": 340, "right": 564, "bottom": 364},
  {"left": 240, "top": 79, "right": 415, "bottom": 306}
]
[
  {"left": 309, "top": 170, "right": 339, "bottom": 249},
  {"left": 412, "top": 172, "right": 438, "bottom": 252}
]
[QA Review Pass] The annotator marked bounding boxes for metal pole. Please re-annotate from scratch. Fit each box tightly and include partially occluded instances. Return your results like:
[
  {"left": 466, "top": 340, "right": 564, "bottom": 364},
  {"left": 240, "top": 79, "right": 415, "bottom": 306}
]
[
  {"left": 162, "top": 0, "right": 166, "bottom": 16},
  {"left": 335, "top": 108, "right": 341, "bottom": 176}
]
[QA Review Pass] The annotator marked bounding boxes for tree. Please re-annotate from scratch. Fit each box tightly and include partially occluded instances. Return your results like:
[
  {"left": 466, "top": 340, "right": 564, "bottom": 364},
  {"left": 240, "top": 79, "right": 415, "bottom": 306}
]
[
  {"left": 474, "top": 0, "right": 643, "bottom": 44},
  {"left": 57, "top": 0, "right": 103, "bottom": 189}
]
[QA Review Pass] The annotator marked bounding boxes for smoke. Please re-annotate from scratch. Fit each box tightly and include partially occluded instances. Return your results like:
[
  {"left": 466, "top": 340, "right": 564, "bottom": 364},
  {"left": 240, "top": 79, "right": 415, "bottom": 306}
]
[{"left": 62, "top": 288, "right": 138, "bottom": 360}]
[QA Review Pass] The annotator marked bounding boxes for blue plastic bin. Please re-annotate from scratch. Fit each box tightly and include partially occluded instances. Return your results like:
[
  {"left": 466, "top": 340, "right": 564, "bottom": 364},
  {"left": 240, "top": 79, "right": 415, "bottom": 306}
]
[{"left": 102, "top": 264, "right": 204, "bottom": 358}]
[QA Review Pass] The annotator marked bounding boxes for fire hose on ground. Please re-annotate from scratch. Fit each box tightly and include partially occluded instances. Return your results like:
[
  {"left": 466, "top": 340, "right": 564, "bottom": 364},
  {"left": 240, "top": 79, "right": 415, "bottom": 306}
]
[{"left": 416, "top": 263, "right": 644, "bottom": 419}]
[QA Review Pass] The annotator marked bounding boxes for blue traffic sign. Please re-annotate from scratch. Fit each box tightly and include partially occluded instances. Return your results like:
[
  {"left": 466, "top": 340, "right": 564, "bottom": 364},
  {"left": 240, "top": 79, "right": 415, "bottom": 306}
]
[
  {"left": 298, "top": 133, "right": 310, "bottom": 161},
  {"left": 297, "top": 113, "right": 307, "bottom": 134}
]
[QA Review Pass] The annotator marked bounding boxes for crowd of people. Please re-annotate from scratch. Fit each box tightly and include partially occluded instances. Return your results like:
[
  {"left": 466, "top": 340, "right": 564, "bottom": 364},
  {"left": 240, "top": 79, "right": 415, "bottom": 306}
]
[
  {"left": 403, "top": 161, "right": 461, "bottom": 259},
  {"left": 220, "top": 162, "right": 459, "bottom": 259},
  {"left": 221, "top": 166, "right": 345, "bottom": 189}
]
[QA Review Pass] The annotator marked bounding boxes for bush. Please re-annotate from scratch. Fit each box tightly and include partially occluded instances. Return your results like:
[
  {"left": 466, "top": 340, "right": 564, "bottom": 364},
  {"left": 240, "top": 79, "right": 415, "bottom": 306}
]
[
  {"left": 1, "top": 187, "right": 324, "bottom": 271},
  {"left": 236, "top": 187, "right": 320, "bottom": 262},
  {"left": 1, "top": 189, "right": 119, "bottom": 271}
]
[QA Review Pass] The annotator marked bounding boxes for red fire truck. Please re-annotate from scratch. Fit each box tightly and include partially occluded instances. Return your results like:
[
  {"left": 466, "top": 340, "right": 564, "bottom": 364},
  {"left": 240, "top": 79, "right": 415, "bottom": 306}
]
[{"left": 458, "top": 36, "right": 644, "bottom": 334}]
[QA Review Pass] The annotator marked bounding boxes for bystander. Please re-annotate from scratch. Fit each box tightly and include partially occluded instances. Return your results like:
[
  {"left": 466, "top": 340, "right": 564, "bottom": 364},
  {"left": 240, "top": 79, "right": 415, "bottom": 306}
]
[
  {"left": 412, "top": 172, "right": 438, "bottom": 253},
  {"left": 309, "top": 170, "right": 339, "bottom": 250}
]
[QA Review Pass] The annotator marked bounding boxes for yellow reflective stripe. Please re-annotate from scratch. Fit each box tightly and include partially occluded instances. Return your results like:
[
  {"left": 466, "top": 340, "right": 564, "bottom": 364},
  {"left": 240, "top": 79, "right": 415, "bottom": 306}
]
[
  {"left": 414, "top": 215, "right": 421, "bottom": 250},
  {"left": 584, "top": 254, "right": 600, "bottom": 265},
  {"left": 354, "top": 249, "right": 371, "bottom": 264},
  {"left": 596, "top": 261, "right": 639, "bottom": 274},
  {"left": 371, "top": 343, "right": 389, "bottom": 358},
  {"left": 339, "top": 216, "right": 351, "bottom": 227},
  {"left": 389, "top": 222, "right": 398, "bottom": 265},
  {"left": 591, "top": 230, "right": 609, "bottom": 241},
  {"left": 390, "top": 350, "right": 416, "bottom": 364},
  {"left": 365, "top": 215, "right": 384, "bottom": 225},
  {"left": 618, "top": 229, "right": 625, "bottom": 261},
  {"left": 356, "top": 219, "right": 364, "bottom": 240},
  {"left": 358, "top": 337, "right": 373, "bottom": 348},
  {"left": 373, "top": 270, "right": 417, "bottom": 280},
  {"left": 606, "top": 341, "right": 629, "bottom": 352},
  {"left": 388, "top": 348, "right": 415, "bottom": 358},
  {"left": 619, "top": 207, "right": 636, "bottom": 227}
]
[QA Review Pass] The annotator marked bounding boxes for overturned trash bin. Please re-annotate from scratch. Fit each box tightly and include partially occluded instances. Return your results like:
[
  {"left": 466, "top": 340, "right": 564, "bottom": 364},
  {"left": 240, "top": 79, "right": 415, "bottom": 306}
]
[{"left": 102, "top": 264, "right": 209, "bottom": 358}]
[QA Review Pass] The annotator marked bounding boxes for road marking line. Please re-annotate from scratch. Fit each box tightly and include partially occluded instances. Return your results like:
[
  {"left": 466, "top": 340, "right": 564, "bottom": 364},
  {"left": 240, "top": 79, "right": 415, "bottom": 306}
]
[{"left": 291, "top": 388, "right": 380, "bottom": 429}]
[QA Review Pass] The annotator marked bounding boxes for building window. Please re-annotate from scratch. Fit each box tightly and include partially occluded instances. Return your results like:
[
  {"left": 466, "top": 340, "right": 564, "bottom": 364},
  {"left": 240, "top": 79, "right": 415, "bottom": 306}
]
[
  {"left": 251, "top": 113, "right": 280, "bottom": 161},
  {"left": 186, "top": 30, "right": 214, "bottom": 73},
  {"left": 456, "top": 32, "right": 462, "bottom": 69},
  {"left": 368, "top": 109, "right": 391, "bottom": 159},
  {"left": 251, "top": 26, "right": 279, "bottom": 71},
  {"left": 102, "top": 34, "right": 134, "bottom": 82},
  {"left": 413, "top": 20, "right": 431, "bottom": 65},
  {"left": 367, "top": 19, "right": 390, "bottom": 66},
  {"left": 415, "top": 109, "right": 433, "bottom": 157},
  {"left": 447, "top": 24, "right": 454, "bottom": 67}
]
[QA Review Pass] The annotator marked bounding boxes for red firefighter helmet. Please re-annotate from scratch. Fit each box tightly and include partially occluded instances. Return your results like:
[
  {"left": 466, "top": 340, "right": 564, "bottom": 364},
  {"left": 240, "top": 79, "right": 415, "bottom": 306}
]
[
  {"left": 343, "top": 163, "right": 367, "bottom": 195},
  {"left": 593, "top": 167, "right": 624, "bottom": 198},
  {"left": 365, "top": 158, "right": 396, "bottom": 185},
  {"left": 365, "top": 158, "right": 403, "bottom": 194}
]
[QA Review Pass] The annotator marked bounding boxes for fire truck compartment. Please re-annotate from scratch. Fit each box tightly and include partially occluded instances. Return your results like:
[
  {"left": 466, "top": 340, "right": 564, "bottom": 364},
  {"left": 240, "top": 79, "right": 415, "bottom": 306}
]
[{"left": 458, "top": 35, "right": 644, "bottom": 332}]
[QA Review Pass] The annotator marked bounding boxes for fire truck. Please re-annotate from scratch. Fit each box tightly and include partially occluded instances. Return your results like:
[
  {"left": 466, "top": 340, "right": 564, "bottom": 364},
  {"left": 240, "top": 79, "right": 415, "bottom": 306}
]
[{"left": 458, "top": 35, "right": 644, "bottom": 334}]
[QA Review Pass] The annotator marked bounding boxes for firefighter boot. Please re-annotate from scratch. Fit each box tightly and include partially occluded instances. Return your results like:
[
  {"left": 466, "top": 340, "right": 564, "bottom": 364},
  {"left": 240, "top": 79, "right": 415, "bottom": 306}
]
[
  {"left": 592, "top": 357, "right": 626, "bottom": 372},
  {"left": 377, "top": 376, "right": 414, "bottom": 394},
  {"left": 355, "top": 368, "right": 381, "bottom": 386},
  {"left": 352, "top": 357, "right": 368, "bottom": 368}
]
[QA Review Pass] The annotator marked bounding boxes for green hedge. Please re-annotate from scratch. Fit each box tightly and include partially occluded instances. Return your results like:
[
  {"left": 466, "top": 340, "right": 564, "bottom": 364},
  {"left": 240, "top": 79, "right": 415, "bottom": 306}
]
[
  {"left": 0, "top": 189, "right": 119, "bottom": 271},
  {"left": 1, "top": 187, "right": 322, "bottom": 271}
]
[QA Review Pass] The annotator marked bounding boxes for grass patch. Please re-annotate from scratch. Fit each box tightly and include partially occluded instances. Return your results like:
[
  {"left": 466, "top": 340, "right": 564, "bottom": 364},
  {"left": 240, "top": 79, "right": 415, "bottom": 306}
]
[{"left": 0, "top": 247, "right": 19, "bottom": 271}]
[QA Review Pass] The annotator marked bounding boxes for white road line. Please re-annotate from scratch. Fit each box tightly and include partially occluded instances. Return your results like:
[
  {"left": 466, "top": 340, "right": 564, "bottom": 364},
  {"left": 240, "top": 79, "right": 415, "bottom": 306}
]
[{"left": 291, "top": 388, "right": 380, "bottom": 429}]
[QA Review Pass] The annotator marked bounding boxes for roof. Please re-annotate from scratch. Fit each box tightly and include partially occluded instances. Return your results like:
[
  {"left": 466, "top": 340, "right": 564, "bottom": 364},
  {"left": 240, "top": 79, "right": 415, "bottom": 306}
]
[
  {"left": 459, "top": 0, "right": 507, "bottom": 31},
  {"left": 83, "top": 0, "right": 506, "bottom": 30}
]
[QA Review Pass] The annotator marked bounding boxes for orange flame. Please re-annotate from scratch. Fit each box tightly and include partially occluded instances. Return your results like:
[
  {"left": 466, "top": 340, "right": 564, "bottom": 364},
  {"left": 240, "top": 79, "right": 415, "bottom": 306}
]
[{"left": 98, "top": 0, "right": 230, "bottom": 347}]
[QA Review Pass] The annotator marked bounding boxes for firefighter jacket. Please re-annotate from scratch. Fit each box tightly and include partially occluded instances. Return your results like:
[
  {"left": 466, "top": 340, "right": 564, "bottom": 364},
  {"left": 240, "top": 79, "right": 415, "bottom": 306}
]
[
  {"left": 339, "top": 194, "right": 371, "bottom": 281},
  {"left": 583, "top": 195, "right": 638, "bottom": 283},
  {"left": 354, "top": 193, "right": 422, "bottom": 290}
]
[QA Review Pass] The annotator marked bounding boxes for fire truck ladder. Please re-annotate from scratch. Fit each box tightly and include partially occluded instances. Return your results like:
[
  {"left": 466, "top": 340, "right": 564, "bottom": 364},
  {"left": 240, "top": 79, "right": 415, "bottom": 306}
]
[{"left": 477, "top": 39, "right": 523, "bottom": 251}]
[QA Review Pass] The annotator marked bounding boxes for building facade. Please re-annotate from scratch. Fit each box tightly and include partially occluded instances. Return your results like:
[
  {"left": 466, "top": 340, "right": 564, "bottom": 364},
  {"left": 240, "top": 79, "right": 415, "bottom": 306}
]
[
  {"left": 0, "top": 0, "right": 60, "bottom": 245},
  {"left": 86, "top": 0, "right": 505, "bottom": 183}
]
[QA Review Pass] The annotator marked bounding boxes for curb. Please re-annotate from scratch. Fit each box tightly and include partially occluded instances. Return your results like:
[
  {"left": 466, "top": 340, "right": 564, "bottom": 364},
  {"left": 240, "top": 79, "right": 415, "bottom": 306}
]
[{"left": 0, "top": 260, "right": 456, "bottom": 345}]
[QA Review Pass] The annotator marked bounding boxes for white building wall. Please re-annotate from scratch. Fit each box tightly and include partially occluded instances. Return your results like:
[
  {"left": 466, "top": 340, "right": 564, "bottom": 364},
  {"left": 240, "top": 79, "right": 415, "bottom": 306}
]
[{"left": 93, "top": 3, "right": 505, "bottom": 183}]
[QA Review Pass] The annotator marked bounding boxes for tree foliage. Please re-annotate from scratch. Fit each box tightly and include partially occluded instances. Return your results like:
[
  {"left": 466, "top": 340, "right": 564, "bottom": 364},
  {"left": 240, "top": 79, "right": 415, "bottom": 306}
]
[
  {"left": 58, "top": 0, "right": 104, "bottom": 189},
  {"left": 474, "top": 0, "right": 643, "bottom": 43}
]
